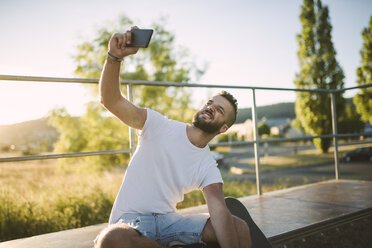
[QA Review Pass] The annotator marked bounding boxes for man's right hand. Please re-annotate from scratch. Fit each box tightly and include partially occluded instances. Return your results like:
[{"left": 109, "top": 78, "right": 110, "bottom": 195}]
[{"left": 108, "top": 27, "right": 139, "bottom": 59}]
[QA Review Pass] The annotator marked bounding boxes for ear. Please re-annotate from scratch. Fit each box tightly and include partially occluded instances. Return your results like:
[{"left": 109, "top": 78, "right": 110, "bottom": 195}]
[{"left": 218, "top": 124, "right": 229, "bottom": 134}]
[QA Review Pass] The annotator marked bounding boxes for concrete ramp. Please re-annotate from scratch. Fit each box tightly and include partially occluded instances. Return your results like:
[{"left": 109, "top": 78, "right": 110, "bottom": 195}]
[{"left": 0, "top": 224, "right": 106, "bottom": 248}]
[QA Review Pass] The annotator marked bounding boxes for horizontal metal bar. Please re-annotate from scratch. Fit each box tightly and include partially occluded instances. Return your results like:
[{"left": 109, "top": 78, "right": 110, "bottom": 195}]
[
  {"left": 0, "top": 74, "right": 99, "bottom": 84},
  {"left": 209, "top": 140, "right": 255, "bottom": 147},
  {"left": 335, "top": 83, "right": 372, "bottom": 92},
  {"left": 2, "top": 74, "right": 370, "bottom": 93},
  {"left": 210, "top": 132, "right": 372, "bottom": 147},
  {"left": 210, "top": 134, "right": 334, "bottom": 147},
  {"left": 257, "top": 134, "right": 334, "bottom": 144},
  {"left": 0, "top": 149, "right": 131, "bottom": 163},
  {"left": 121, "top": 79, "right": 334, "bottom": 93},
  {"left": 0, "top": 74, "right": 347, "bottom": 93},
  {"left": 1, "top": 133, "right": 369, "bottom": 163},
  {"left": 260, "top": 132, "right": 372, "bottom": 143},
  {"left": 335, "top": 133, "right": 370, "bottom": 138}
]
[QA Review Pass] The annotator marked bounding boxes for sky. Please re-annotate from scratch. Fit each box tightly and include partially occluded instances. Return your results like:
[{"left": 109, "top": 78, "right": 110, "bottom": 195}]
[{"left": 0, "top": 0, "right": 371, "bottom": 125}]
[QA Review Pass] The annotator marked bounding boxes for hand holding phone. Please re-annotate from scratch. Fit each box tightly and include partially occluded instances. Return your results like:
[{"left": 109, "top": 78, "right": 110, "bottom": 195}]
[
  {"left": 108, "top": 28, "right": 153, "bottom": 60},
  {"left": 127, "top": 29, "right": 154, "bottom": 48}
]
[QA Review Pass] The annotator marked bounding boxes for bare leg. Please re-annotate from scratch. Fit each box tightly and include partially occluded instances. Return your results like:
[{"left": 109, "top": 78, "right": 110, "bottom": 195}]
[
  {"left": 233, "top": 216, "right": 252, "bottom": 248},
  {"left": 94, "top": 223, "right": 166, "bottom": 248}
]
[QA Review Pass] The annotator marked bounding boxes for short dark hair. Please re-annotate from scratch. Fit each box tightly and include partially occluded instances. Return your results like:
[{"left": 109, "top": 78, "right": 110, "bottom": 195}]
[{"left": 218, "top": 91, "right": 238, "bottom": 127}]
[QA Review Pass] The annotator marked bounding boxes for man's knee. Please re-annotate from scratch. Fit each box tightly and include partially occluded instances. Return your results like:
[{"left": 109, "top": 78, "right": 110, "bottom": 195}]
[
  {"left": 233, "top": 215, "right": 250, "bottom": 232},
  {"left": 202, "top": 216, "right": 250, "bottom": 242},
  {"left": 233, "top": 216, "right": 252, "bottom": 247},
  {"left": 201, "top": 218, "right": 217, "bottom": 242},
  {"left": 94, "top": 223, "right": 140, "bottom": 248}
]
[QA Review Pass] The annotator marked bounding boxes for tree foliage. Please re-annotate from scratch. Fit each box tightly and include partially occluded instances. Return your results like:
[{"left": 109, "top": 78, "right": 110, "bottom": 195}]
[
  {"left": 353, "top": 16, "right": 372, "bottom": 124},
  {"left": 49, "top": 103, "right": 130, "bottom": 171},
  {"left": 294, "top": 0, "right": 346, "bottom": 153},
  {"left": 74, "top": 15, "right": 202, "bottom": 122},
  {"left": 338, "top": 103, "right": 365, "bottom": 135},
  {"left": 50, "top": 15, "right": 204, "bottom": 170},
  {"left": 258, "top": 123, "right": 271, "bottom": 137}
]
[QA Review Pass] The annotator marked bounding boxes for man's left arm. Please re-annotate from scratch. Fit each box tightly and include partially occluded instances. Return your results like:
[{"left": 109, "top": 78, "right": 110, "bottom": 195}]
[{"left": 202, "top": 183, "right": 239, "bottom": 248}]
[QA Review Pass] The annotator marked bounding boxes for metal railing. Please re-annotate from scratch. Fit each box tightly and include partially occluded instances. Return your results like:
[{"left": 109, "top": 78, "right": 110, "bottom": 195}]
[{"left": 1, "top": 74, "right": 371, "bottom": 195}]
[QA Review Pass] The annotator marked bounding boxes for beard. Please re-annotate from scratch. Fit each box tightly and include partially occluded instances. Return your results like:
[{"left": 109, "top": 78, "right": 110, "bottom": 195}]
[{"left": 192, "top": 109, "right": 225, "bottom": 134}]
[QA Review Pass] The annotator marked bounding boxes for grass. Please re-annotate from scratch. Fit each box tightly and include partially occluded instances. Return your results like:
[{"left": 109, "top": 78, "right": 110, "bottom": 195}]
[
  {"left": 239, "top": 152, "right": 334, "bottom": 173},
  {"left": 0, "top": 159, "right": 121, "bottom": 242}
]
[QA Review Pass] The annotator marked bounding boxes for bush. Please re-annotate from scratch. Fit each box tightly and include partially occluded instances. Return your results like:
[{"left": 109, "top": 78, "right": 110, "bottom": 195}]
[{"left": 0, "top": 186, "right": 113, "bottom": 242}]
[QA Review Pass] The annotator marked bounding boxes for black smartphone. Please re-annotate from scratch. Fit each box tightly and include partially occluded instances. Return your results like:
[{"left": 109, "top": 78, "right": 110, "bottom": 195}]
[{"left": 128, "top": 29, "right": 153, "bottom": 48}]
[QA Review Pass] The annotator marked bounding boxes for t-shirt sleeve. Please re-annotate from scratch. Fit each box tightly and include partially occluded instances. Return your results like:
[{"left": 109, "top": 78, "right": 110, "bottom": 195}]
[
  {"left": 138, "top": 108, "right": 169, "bottom": 139},
  {"left": 199, "top": 157, "right": 224, "bottom": 190}
]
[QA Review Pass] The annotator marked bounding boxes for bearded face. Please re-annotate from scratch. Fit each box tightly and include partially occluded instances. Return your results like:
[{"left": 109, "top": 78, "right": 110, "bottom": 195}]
[{"left": 192, "top": 108, "right": 225, "bottom": 134}]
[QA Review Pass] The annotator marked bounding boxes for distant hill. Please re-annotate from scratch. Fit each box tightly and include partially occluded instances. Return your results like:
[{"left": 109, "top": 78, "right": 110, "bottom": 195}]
[
  {"left": 236, "top": 102, "right": 295, "bottom": 123},
  {"left": 0, "top": 118, "right": 58, "bottom": 151},
  {"left": 236, "top": 98, "right": 356, "bottom": 124}
]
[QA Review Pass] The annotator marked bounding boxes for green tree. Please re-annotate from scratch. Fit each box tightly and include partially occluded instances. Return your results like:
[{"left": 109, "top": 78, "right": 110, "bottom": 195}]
[
  {"left": 338, "top": 103, "right": 365, "bottom": 135},
  {"left": 74, "top": 15, "right": 202, "bottom": 122},
  {"left": 258, "top": 123, "right": 271, "bottom": 137},
  {"left": 49, "top": 103, "right": 130, "bottom": 171},
  {"left": 50, "top": 15, "right": 204, "bottom": 171},
  {"left": 353, "top": 16, "right": 372, "bottom": 123},
  {"left": 294, "top": 0, "right": 346, "bottom": 153}
]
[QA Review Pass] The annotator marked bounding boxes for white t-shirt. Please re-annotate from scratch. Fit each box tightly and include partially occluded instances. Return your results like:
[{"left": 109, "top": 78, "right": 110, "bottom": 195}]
[{"left": 109, "top": 109, "right": 223, "bottom": 224}]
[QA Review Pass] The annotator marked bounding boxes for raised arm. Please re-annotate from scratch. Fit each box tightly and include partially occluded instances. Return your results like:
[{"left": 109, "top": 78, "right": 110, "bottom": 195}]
[{"left": 99, "top": 28, "right": 147, "bottom": 130}]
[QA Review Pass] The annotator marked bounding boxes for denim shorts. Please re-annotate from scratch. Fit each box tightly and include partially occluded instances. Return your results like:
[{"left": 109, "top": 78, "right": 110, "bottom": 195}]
[{"left": 117, "top": 212, "right": 209, "bottom": 246}]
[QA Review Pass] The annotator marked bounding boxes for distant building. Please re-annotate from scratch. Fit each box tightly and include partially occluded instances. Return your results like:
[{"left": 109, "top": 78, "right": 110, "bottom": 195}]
[
  {"left": 225, "top": 119, "right": 254, "bottom": 140},
  {"left": 264, "top": 118, "right": 292, "bottom": 136}
]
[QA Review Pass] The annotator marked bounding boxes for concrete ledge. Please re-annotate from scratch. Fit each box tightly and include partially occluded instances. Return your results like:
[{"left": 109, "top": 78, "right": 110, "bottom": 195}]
[
  {"left": 269, "top": 206, "right": 372, "bottom": 246},
  {"left": 1, "top": 179, "right": 372, "bottom": 248},
  {"left": 0, "top": 224, "right": 106, "bottom": 248}
]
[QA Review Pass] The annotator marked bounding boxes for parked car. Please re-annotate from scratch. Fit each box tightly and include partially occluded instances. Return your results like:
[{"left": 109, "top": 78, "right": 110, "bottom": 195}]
[
  {"left": 211, "top": 151, "right": 224, "bottom": 166},
  {"left": 343, "top": 147, "right": 372, "bottom": 162}
]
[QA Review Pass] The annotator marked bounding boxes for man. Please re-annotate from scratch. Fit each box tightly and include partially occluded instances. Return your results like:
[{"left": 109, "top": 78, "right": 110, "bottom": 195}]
[{"left": 95, "top": 27, "right": 251, "bottom": 248}]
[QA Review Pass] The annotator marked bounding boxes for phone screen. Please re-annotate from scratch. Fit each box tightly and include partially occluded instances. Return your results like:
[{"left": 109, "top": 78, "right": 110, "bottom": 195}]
[{"left": 128, "top": 29, "right": 153, "bottom": 48}]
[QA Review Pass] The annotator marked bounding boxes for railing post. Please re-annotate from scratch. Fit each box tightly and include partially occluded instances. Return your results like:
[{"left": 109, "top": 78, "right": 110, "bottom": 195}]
[
  {"left": 251, "top": 89, "right": 262, "bottom": 195},
  {"left": 127, "top": 83, "right": 136, "bottom": 156},
  {"left": 330, "top": 92, "right": 340, "bottom": 180}
]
